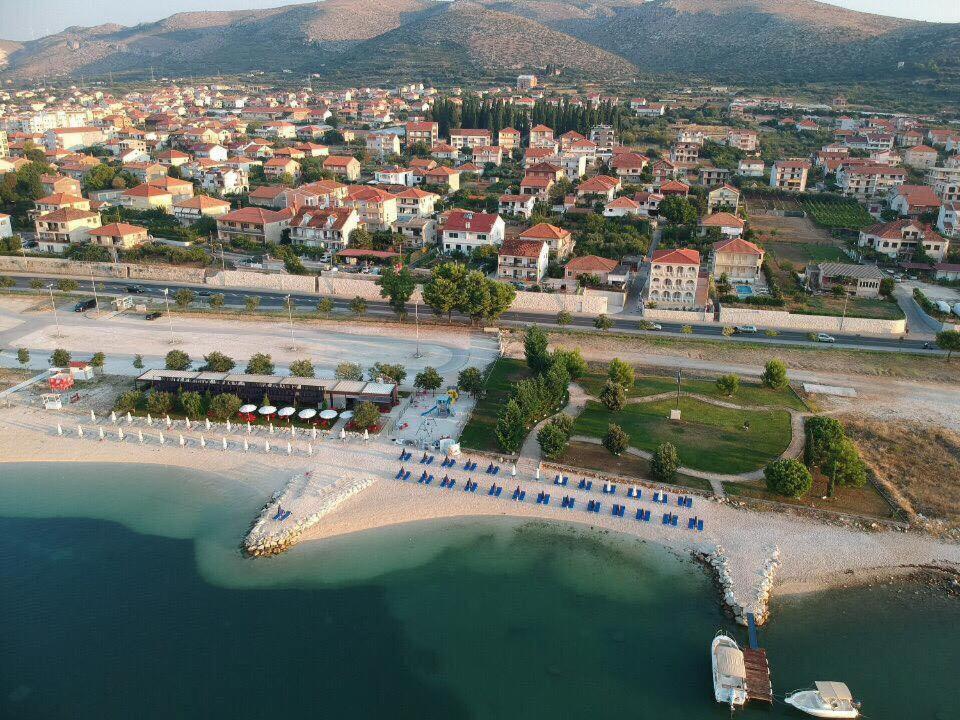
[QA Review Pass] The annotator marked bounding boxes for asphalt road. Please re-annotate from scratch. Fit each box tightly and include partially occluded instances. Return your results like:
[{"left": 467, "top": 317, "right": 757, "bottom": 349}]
[{"left": 4, "top": 273, "right": 939, "bottom": 354}]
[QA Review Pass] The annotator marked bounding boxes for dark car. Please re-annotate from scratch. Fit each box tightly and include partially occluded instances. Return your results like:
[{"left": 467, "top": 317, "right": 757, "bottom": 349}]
[
  {"left": 74, "top": 298, "right": 96, "bottom": 312},
  {"left": 145, "top": 311, "right": 163, "bottom": 321},
  {"left": 126, "top": 285, "right": 145, "bottom": 294},
  {"left": 197, "top": 289, "right": 212, "bottom": 297}
]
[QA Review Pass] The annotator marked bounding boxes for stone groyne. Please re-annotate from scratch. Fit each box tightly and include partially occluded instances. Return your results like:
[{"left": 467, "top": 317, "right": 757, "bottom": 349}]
[{"left": 701, "top": 544, "right": 781, "bottom": 626}]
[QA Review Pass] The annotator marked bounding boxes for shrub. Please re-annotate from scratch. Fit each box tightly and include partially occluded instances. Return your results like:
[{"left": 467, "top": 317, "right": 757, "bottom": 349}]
[
  {"left": 556, "top": 310, "right": 572, "bottom": 326},
  {"left": 547, "top": 412, "right": 575, "bottom": 438},
  {"left": 146, "top": 391, "right": 174, "bottom": 416},
  {"left": 115, "top": 391, "right": 143, "bottom": 413},
  {"left": 414, "top": 366, "right": 443, "bottom": 394},
  {"left": 602, "top": 423, "right": 629, "bottom": 456},
  {"left": 761, "top": 359, "right": 788, "bottom": 389},
  {"left": 245, "top": 353, "right": 274, "bottom": 375},
  {"left": 202, "top": 351, "right": 235, "bottom": 372},
  {"left": 681, "top": 325, "right": 693, "bottom": 334},
  {"left": 607, "top": 358, "right": 635, "bottom": 387},
  {"left": 165, "top": 350, "right": 190, "bottom": 371},
  {"left": 208, "top": 393, "right": 243, "bottom": 421},
  {"left": 650, "top": 442, "right": 679, "bottom": 483},
  {"left": 599, "top": 380, "right": 627, "bottom": 412},
  {"left": 352, "top": 401, "right": 381, "bottom": 430},
  {"left": 552, "top": 348, "right": 587, "bottom": 380},
  {"left": 457, "top": 366, "right": 484, "bottom": 395},
  {"left": 715, "top": 374, "right": 740, "bottom": 396},
  {"left": 594, "top": 314, "right": 613, "bottom": 331},
  {"left": 335, "top": 362, "right": 363, "bottom": 381},
  {"left": 16, "top": 348, "right": 29, "bottom": 366},
  {"left": 537, "top": 422, "right": 569, "bottom": 460},
  {"left": 179, "top": 391, "right": 204, "bottom": 419},
  {"left": 50, "top": 348, "right": 71, "bottom": 367},
  {"left": 289, "top": 359, "right": 315, "bottom": 378},
  {"left": 495, "top": 399, "right": 526, "bottom": 453},
  {"left": 132, "top": 354, "right": 144, "bottom": 370},
  {"left": 764, "top": 458, "right": 813, "bottom": 498}
]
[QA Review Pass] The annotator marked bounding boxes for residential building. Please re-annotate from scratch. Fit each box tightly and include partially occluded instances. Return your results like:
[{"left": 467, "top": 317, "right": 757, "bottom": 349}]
[
  {"left": 423, "top": 166, "right": 460, "bottom": 192},
  {"left": 121, "top": 184, "right": 173, "bottom": 211},
  {"left": 517, "top": 74, "right": 538, "bottom": 90},
  {"left": 529, "top": 125, "right": 556, "bottom": 150},
  {"left": 156, "top": 149, "right": 191, "bottom": 168},
  {"left": 590, "top": 125, "right": 616, "bottom": 152},
  {"left": 283, "top": 180, "right": 347, "bottom": 210},
  {"left": 519, "top": 222, "right": 574, "bottom": 259},
  {"left": 699, "top": 212, "right": 745, "bottom": 238},
  {"left": 375, "top": 166, "right": 413, "bottom": 187},
  {"left": 472, "top": 145, "right": 503, "bottom": 167},
  {"left": 322, "top": 155, "right": 361, "bottom": 181},
  {"left": 738, "top": 158, "right": 765, "bottom": 177},
  {"left": 604, "top": 196, "right": 642, "bottom": 218},
  {"left": 288, "top": 207, "right": 359, "bottom": 250},
  {"left": 124, "top": 162, "right": 168, "bottom": 184},
  {"left": 44, "top": 126, "right": 107, "bottom": 151},
  {"left": 727, "top": 129, "right": 758, "bottom": 152},
  {"left": 888, "top": 185, "right": 941, "bottom": 218},
  {"left": 497, "top": 128, "right": 520, "bottom": 152},
  {"left": 34, "top": 208, "right": 102, "bottom": 253},
  {"left": 670, "top": 143, "right": 699, "bottom": 165},
  {"left": 858, "top": 219, "right": 949, "bottom": 262},
  {"left": 611, "top": 152, "right": 649, "bottom": 183},
  {"left": 88, "top": 222, "right": 149, "bottom": 251},
  {"left": 173, "top": 196, "right": 232, "bottom": 225},
  {"left": 937, "top": 203, "right": 959, "bottom": 237},
  {"left": 430, "top": 143, "right": 459, "bottom": 161},
  {"left": 342, "top": 186, "right": 398, "bottom": 231},
  {"left": 0, "top": 213, "right": 12, "bottom": 239},
  {"left": 395, "top": 187, "right": 438, "bottom": 218},
  {"left": 770, "top": 160, "right": 811, "bottom": 191},
  {"left": 200, "top": 168, "right": 248, "bottom": 196},
  {"left": 441, "top": 210, "right": 505, "bottom": 254},
  {"left": 652, "top": 159, "right": 680, "bottom": 184},
  {"left": 405, "top": 121, "right": 439, "bottom": 147},
  {"left": 449, "top": 129, "right": 492, "bottom": 150},
  {"left": 837, "top": 163, "right": 906, "bottom": 199},
  {"left": 264, "top": 157, "right": 301, "bottom": 182},
  {"left": 926, "top": 166, "right": 960, "bottom": 204},
  {"left": 0, "top": 130, "right": 7, "bottom": 159},
  {"left": 35, "top": 193, "right": 90, "bottom": 215},
  {"left": 366, "top": 133, "right": 401, "bottom": 157},
  {"left": 519, "top": 174, "right": 554, "bottom": 200},
  {"left": 498, "top": 193, "right": 537, "bottom": 219},
  {"left": 564, "top": 255, "right": 619, "bottom": 284},
  {"left": 646, "top": 248, "right": 703, "bottom": 309},
  {"left": 633, "top": 191, "right": 664, "bottom": 217},
  {"left": 576, "top": 175, "right": 621, "bottom": 202},
  {"left": 711, "top": 237, "right": 764, "bottom": 284},
  {"left": 807, "top": 262, "right": 884, "bottom": 298},
  {"left": 149, "top": 176, "right": 194, "bottom": 203},
  {"left": 707, "top": 184, "right": 741, "bottom": 213},
  {"left": 903, "top": 145, "right": 938, "bottom": 169},
  {"left": 396, "top": 217, "right": 437, "bottom": 249},
  {"left": 216, "top": 207, "right": 292, "bottom": 245},
  {"left": 191, "top": 144, "right": 228, "bottom": 162},
  {"left": 497, "top": 238, "right": 549, "bottom": 285},
  {"left": 698, "top": 167, "right": 731, "bottom": 186},
  {"left": 41, "top": 174, "right": 82, "bottom": 197}
]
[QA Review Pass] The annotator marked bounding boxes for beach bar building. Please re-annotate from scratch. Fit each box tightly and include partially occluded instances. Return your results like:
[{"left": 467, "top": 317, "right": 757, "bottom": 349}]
[{"left": 135, "top": 371, "right": 398, "bottom": 410}]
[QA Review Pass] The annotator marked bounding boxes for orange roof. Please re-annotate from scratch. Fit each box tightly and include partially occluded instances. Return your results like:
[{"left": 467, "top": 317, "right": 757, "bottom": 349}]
[
  {"left": 700, "top": 212, "right": 745, "bottom": 228},
  {"left": 652, "top": 248, "right": 700, "bottom": 265},
  {"left": 219, "top": 207, "right": 290, "bottom": 224},
  {"left": 124, "top": 184, "right": 171, "bottom": 198},
  {"left": 713, "top": 237, "right": 762, "bottom": 255},
  {"left": 499, "top": 238, "right": 546, "bottom": 258},
  {"left": 89, "top": 222, "right": 147, "bottom": 237},
  {"left": 519, "top": 222, "right": 571, "bottom": 240},
  {"left": 37, "top": 208, "right": 98, "bottom": 222},
  {"left": 175, "top": 196, "right": 231, "bottom": 210},
  {"left": 565, "top": 255, "right": 618, "bottom": 273}
]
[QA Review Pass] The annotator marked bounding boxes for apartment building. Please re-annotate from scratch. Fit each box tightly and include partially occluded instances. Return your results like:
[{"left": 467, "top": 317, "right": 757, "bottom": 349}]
[{"left": 770, "top": 160, "right": 811, "bottom": 192}]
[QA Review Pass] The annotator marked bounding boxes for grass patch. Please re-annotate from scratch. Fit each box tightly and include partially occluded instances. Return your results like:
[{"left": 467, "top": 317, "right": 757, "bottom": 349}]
[
  {"left": 579, "top": 370, "right": 807, "bottom": 411},
  {"left": 560, "top": 441, "right": 713, "bottom": 492},
  {"left": 801, "top": 198, "right": 874, "bottom": 230},
  {"left": 573, "top": 397, "right": 792, "bottom": 474},
  {"left": 459, "top": 357, "right": 531, "bottom": 452},
  {"left": 764, "top": 240, "right": 846, "bottom": 265}
]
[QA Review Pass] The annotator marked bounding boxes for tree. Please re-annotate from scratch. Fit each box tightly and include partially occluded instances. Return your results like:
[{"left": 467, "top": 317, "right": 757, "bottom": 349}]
[
  {"left": 146, "top": 390, "right": 174, "bottom": 416},
  {"left": 245, "top": 296, "right": 260, "bottom": 312},
  {"left": 245, "top": 353, "right": 274, "bottom": 375},
  {"left": 548, "top": 412, "right": 575, "bottom": 438},
  {"left": 179, "top": 391, "right": 204, "bottom": 419},
  {"left": 377, "top": 266, "right": 416, "bottom": 316},
  {"left": 602, "top": 423, "right": 629, "bottom": 456},
  {"left": 457, "top": 366, "right": 484, "bottom": 396},
  {"left": 422, "top": 262, "right": 466, "bottom": 321},
  {"left": 173, "top": 289, "right": 194, "bottom": 309},
  {"left": 556, "top": 310, "right": 572, "bottom": 326},
  {"left": 495, "top": 399, "right": 527, "bottom": 453},
  {"left": 165, "top": 350, "right": 190, "bottom": 370},
  {"left": 287, "top": 359, "right": 315, "bottom": 378},
  {"left": 350, "top": 227, "right": 373, "bottom": 250},
  {"left": 936, "top": 330, "right": 960, "bottom": 361},
  {"left": 716, "top": 374, "right": 740, "bottom": 396},
  {"left": 115, "top": 390, "right": 143, "bottom": 414},
  {"left": 804, "top": 416, "right": 845, "bottom": 468},
  {"left": 29, "top": 278, "right": 44, "bottom": 293},
  {"left": 335, "top": 362, "right": 363, "bottom": 381},
  {"left": 879, "top": 277, "right": 894, "bottom": 297},
  {"left": 350, "top": 296, "right": 368, "bottom": 316},
  {"left": 599, "top": 379, "right": 627, "bottom": 412},
  {"left": 50, "top": 348, "right": 71, "bottom": 367},
  {"left": 90, "top": 351, "right": 106, "bottom": 374},
  {"left": 352, "top": 401, "right": 382, "bottom": 430},
  {"left": 764, "top": 458, "right": 813, "bottom": 498},
  {"left": 824, "top": 438, "right": 867, "bottom": 495},
  {"left": 761, "top": 359, "right": 788, "bottom": 389},
  {"left": 650, "top": 442, "right": 679, "bottom": 482},
  {"left": 208, "top": 393, "right": 243, "bottom": 421},
  {"left": 551, "top": 348, "right": 588, "bottom": 381},
  {"left": 594, "top": 314, "right": 613, "bottom": 331},
  {"left": 537, "top": 421, "right": 569, "bottom": 460},
  {"left": 316, "top": 297, "right": 334, "bottom": 315},
  {"left": 202, "top": 351, "right": 235, "bottom": 372},
  {"left": 607, "top": 358, "right": 634, "bottom": 386},
  {"left": 414, "top": 366, "right": 443, "bottom": 394},
  {"left": 659, "top": 195, "right": 698, "bottom": 225},
  {"left": 368, "top": 362, "right": 406, "bottom": 385},
  {"left": 0, "top": 275, "right": 14, "bottom": 288},
  {"left": 132, "top": 354, "right": 144, "bottom": 370},
  {"left": 209, "top": 293, "right": 225, "bottom": 314},
  {"left": 16, "top": 348, "right": 29, "bottom": 366},
  {"left": 56, "top": 278, "right": 78, "bottom": 292},
  {"left": 524, "top": 325, "right": 551, "bottom": 374}
]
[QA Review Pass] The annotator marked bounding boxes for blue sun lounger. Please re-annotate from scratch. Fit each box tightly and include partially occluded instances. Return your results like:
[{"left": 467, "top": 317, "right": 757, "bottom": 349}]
[
  {"left": 688, "top": 517, "right": 697, "bottom": 530},
  {"left": 653, "top": 492, "right": 660, "bottom": 503},
  {"left": 403, "top": 470, "right": 411, "bottom": 480},
  {"left": 396, "top": 467, "right": 405, "bottom": 479},
  {"left": 489, "top": 483, "right": 497, "bottom": 496},
  {"left": 542, "top": 493, "right": 550, "bottom": 505},
  {"left": 419, "top": 471, "right": 427, "bottom": 483},
  {"left": 697, "top": 519, "right": 704, "bottom": 531},
  {"left": 495, "top": 486, "right": 502, "bottom": 497},
  {"left": 279, "top": 510, "right": 291, "bottom": 521},
  {"left": 578, "top": 479, "right": 586, "bottom": 489},
  {"left": 448, "top": 479, "right": 456, "bottom": 489},
  {"left": 273, "top": 508, "right": 284, "bottom": 520},
  {"left": 425, "top": 475, "right": 433, "bottom": 485}
]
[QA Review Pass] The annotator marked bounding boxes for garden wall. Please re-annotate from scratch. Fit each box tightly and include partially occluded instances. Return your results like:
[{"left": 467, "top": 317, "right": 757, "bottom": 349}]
[
  {"left": 128, "top": 265, "right": 207, "bottom": 284},
  {"left": 718, "top": 307, "right": 906, "bottom": 335},
  {"left": 643, "top": 308, "right": 714, "bottom": 324},
  {"left": 511, "top": 292, "right": 607, "bottom": 315},
  {"left": 583, "top": 288, "right": 626, "bottom": 313},
  {"left": 0, "top": 255, "right": 126, "bottom": 279},
  {"left": 208, "top": 270, "right": 317, "bottom": 294}
]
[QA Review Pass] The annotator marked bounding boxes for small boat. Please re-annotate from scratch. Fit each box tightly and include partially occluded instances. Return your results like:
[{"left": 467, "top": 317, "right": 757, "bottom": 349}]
[
  {"left": 785, "top": 681, "right": 860, "bottom": 718},
  {"left": 712, "top": 633, "right": 748, "bottom": 709}
]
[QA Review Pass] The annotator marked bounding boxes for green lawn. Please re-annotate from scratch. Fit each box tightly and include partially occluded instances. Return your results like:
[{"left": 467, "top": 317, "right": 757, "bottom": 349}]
[
  {"left": 579, "top": 372, "right": 807, "bottom": 411},
  {"left": 764, "top": 241, "right": 846, "bottom": 265},
  {"left": 459, "top": 357, "right": 531, "bottom": 452},
  {"left": 572, "top": 398, "right": 793, "bottom": 474}
]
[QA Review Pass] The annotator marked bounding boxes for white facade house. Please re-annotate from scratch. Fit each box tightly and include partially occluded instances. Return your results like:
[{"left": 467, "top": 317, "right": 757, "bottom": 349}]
[{"left": 441, "top": 210, "right": 505, "bottom": 254}]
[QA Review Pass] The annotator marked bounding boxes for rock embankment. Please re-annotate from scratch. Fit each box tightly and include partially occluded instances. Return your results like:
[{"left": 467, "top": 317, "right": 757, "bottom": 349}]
[{"left": 702, "top": 544, "right": 781, "bottom": 626}]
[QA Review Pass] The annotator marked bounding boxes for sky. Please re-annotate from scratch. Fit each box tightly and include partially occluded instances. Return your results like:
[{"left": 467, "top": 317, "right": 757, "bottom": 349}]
[{"left": 1, "top": 0, "right": 957, "bottom": 40}]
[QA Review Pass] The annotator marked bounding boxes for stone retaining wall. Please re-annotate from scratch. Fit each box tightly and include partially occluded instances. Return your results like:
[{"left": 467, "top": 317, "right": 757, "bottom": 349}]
[
  {"left": 209, "top": 270, "right": 317, "bottom": 294},
  {"left": 129, "top": 264, "right": 208, "bottom": 284},
  {"left": 0, "top": 255, "right": 127, "bottom": 279},
  {"left": 719, "top": 307, "right": 906, "bottom": 335},
  {"left": 511, "top": 292, "right": 607, "bottom": 315},
  {"left": 643, "top": 308, "right": 713, "bottom": 324}
]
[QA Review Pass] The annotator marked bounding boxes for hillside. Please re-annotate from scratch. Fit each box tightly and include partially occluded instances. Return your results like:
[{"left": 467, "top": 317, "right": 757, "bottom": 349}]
[
  {"left": 0, "top": 0, "right": 957, "bottom": 84},
  {"left": 327, "top": 1, "right": 637, "bottom": 81}
]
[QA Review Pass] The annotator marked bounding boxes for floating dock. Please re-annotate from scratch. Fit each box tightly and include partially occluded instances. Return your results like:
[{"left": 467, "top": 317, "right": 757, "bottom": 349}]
[{"left": 743, "top": 613, "right": 773, "bottom": 704}]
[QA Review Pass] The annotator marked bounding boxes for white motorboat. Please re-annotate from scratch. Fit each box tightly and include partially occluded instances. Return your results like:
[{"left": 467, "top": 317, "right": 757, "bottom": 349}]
[
  {"left": 785, "top": 681, "right": 860, "bottom": 718},
  {"left": 711, "top": 633, "right": 748, "bottom": 709}
]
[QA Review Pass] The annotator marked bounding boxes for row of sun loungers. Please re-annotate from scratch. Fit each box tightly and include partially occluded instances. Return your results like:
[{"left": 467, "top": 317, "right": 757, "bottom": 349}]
[
  {"left": 398, "top": 450, "right": 413, "bottom": 462},
  {"left": 463, "top": 460, "right": 479, "bottom": 472},
  {"left": 441, "top": 457, "right": 457, "bottom": 468},
  {"left": 553, "top": 475, "right": 569, "bottom": 486},
  {"left": 393, "top": 465, "right": 705, "bottom": 530},
  {"left": 602, "top": 483, "right": 617, "bottom": 495},
  {"left": 486, "top": 463, "right": 501, "bottom": 475},
  {"left": 419, "top": 454, "right": 435, "bottom": 465}
]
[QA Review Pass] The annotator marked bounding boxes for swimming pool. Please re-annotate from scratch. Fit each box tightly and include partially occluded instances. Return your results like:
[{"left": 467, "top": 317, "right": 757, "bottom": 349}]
[{"left": 735, "top": 285, "right": 754, "bottom": 298}]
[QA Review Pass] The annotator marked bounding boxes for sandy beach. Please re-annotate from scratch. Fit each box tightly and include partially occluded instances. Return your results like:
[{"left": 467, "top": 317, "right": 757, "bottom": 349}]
[{"left": 2, "top": 402, "right": 958, "bottom": 623}]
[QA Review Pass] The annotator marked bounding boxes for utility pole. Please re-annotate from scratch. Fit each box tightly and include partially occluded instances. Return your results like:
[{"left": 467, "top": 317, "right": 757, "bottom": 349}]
[
  {"left": 285, "top": 294, "right": 297, "bottom": 350},
  {"left": 47, "top": 284, "right": 61, "bottom": 338},
  {"left": 90, "top": 270, "right": 100, "bottom": 318},
  {"left": 162, "top": 288, "right": 176, "bottom": 344},
  {"left": 414, "top": 300, "right": 422, "bottom": 359}
]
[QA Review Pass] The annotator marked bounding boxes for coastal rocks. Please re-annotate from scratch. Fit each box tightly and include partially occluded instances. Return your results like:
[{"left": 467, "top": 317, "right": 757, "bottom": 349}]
[
  {"left": 701, "top": 545, "right": 781, "bottom": 627},
  {"left": 243, "top": 473, "right": 377, "bottom": 557}
]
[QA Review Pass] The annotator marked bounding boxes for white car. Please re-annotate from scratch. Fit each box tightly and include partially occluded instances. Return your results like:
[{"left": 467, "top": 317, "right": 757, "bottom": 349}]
[
  {"left": 816, "top": 333, "right": 836, "bottom": 343},
  {"left": 734, "top": 325, "right": 758, "bottom": 334}
]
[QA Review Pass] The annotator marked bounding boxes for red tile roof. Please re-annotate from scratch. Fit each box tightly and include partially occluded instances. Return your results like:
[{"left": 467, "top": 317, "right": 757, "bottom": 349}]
[{"left": 652, "top": 248, "right": 700, "bottom": 265}]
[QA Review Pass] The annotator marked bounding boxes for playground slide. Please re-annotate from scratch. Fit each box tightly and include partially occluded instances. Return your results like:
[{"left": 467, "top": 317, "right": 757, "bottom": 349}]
[{"left": 421, "top": 404, "right": 439, "bottom": 417}]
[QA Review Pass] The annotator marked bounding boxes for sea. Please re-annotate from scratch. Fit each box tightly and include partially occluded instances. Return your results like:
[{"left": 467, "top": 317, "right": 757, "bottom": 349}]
[{"left": 0, "top": 462, "right": 956, "bottom": 719}]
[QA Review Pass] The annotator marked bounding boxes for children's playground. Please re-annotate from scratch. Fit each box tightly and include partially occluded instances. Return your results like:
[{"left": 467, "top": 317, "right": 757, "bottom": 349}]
[{"left": 392, "top": 387, "right": 476, "bottom": 451}]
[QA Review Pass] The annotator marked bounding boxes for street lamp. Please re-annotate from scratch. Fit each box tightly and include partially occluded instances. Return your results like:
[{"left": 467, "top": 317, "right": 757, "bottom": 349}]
[
  {"left": 162, "top": 287, "right": 177, "bottom": 344},
  {"left": 285, "top": 294, "right": 297, "bottom": 350},
  {"left": 413, "top": 300, "right": 422, "bottom": 359},
  {"left": 90, "top": 270, "right": 100, "bottom": 318},
  {"left": 47, "top": 284, "right": 62, "bottom": 338}
]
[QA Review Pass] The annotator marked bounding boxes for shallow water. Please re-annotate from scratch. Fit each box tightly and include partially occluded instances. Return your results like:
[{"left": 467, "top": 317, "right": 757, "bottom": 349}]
[{"left": 0, "top": 462, "right": 957, "bottom": 719}]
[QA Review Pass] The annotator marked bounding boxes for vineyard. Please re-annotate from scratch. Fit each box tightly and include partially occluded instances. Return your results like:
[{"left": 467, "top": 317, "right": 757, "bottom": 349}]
[{"left": 801, "top": 199, "right": 874, "bottom": 229}]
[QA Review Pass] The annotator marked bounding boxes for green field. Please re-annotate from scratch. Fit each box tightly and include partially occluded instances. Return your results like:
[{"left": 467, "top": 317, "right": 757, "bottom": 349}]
[
  {"left": 764, "top": 241, "right": 846, "bottom": 265},
  {"left": 801, "top": 199, "right": 874, "bottom": 230},
  {"left": 579, "top": 372, "right": 808, "bottom": 411},
  {"left": 572, "top": 398, "right": 793, "bottom": 474},
  {"left": 459, "top": 357, "right": 530, "bottom": 452}
]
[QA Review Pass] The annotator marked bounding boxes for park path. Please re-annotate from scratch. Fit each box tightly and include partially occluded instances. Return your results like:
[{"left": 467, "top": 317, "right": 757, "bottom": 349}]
[{"left": 517, "top": 382, "right": 590, "bottom": 473}]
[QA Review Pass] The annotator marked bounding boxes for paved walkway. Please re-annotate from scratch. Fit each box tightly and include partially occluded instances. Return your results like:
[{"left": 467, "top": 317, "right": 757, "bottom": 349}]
[{"left": 518, "top": 382, "right": 591, "bottom": 472}]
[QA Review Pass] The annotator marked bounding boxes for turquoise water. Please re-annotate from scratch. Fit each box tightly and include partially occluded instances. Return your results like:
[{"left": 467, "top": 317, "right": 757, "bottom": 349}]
[{"left": 0, "top": 462, "right": 957, "bottom": 719}]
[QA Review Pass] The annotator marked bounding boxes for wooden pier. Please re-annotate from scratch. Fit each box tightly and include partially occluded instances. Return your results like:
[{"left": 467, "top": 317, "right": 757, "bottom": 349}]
[{"left": 744, "top": 613, "right": 773, "bottom": 704}]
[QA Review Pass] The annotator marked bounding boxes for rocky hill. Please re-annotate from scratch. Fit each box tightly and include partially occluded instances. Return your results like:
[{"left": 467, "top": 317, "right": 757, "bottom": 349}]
[{"left": 0, "top": 0, "right": 957, "bottom": 84}]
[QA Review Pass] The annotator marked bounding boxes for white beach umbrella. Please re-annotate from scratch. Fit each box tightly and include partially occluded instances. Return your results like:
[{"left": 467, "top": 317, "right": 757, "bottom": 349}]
[
  {"left": 239, "top": 404, "right": 257, "bottom": 414},
  {"left": 318, "top": 409, "right": 337, "bottom": 420},
  {"left": 299, "top": 408, "right": 318, "bottom": 420},
  {"left": 258, "top": 406, "right": 277, "bottom": 415},
  {"left": 278, "top": 407, "right": 296, "bottom": 418},
  {"left": 57, "top": 423, "right": 63, "bottom": 436},
  {"left": 340, "top": 410, "right": 354, "bottom": 420}
]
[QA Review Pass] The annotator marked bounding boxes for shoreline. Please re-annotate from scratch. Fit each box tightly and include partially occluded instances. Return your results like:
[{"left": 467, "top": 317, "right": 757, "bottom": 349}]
[{"left": 2, "top": 407, "right": 959, "bottom": 624}]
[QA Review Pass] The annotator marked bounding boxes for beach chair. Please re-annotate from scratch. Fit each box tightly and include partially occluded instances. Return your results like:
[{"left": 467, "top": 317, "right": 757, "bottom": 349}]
[
  {"left": 448, "top": 460, "right": 457, "bottom": 469},
  {"left": 653, "top": 492, "right": 660, "bottom": 503},
  {"left": 661, "top": 495, "right": 669, "bottom": 505},
  {"left": 662, "top": 513, "right": 669, "bottom": 524},
  {"left": 611, "top": 504, "right": 620, "bottom": 516},
  {"left": 495, "top": 486, "right": 502, "bottom": 497},
  {"left": 396, "top": 467, "right": 405, "bottom": 479},
  {"left": 489, "top": 484, "right": 496, "bottom": 496},
  {"left": 427, "top": 456, "right": 435, "bottom": 465},
  {"left": 671, "top": 515, "right": 678, "bottom": 526},
  {"left": 587, "top": 500, "right": 594, "bottom": 512},
  {"left": 687, "top": 497, "right": 694, "bottom": 509},
  {"left": 280, "top": 510, "right": 291, "bottom": 521},
  {"left": 697, "top": 519, "right": 704, "bottom": 532},
  {"left": 449, "top": 480, "right": 456, "bottom": 490},
  {"left": 568, "top": 498, "right": 575, "bottom": 509},
  {"left": 519, "top": 491, "right": 526, "bottom": 501},
  {"left": 542, "top": 494, "right": 549, "bottom": 505},
  {"left": 562, "top": 476, "right": 569, "bottom": 486},
  {"left": 577, "top": 479, "right": 585, "bottom": 490},
  {"left": 688, "top": 517, "right": 696, "bottom": 530},
  {"left": 493, "top": 466, "right": 500, "bottom": 475},
  {"left": 426, "top": 475, "right": 434, "bottom": 485},
  {"left": 585, "top": 481, "right": 593, "bottom": 491},
  {"left": 593, "top": 502, "right": 601, "bottom": 513}
]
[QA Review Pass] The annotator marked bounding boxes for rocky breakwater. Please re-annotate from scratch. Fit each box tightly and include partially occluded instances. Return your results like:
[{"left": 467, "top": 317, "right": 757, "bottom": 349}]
[
  {"left": 703, "top": 544, "right": 781, "bottom": 626},
  {"left": 243, "top": 470, "right": 377, "bottom": 557}
]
